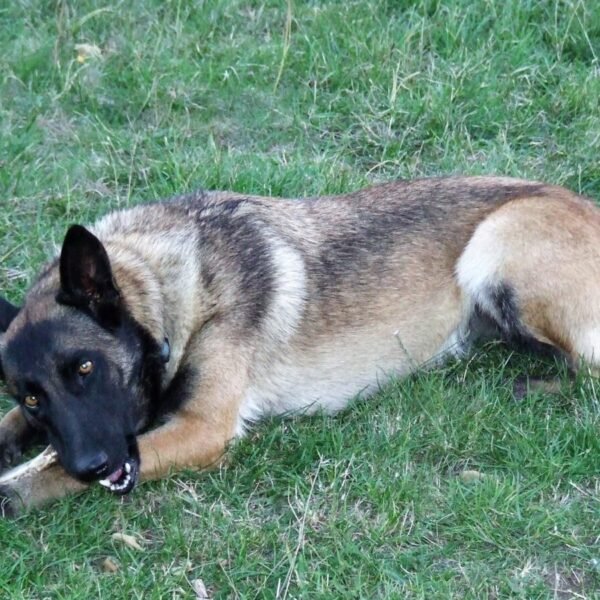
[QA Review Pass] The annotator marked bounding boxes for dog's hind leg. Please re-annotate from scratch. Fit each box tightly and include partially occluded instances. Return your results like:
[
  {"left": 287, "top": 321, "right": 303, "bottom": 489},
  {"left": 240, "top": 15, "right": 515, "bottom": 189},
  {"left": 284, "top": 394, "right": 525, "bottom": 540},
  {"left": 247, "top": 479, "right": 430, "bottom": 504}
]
[{"left": 457, "top": 192, "right": 600, "bottom": 374}]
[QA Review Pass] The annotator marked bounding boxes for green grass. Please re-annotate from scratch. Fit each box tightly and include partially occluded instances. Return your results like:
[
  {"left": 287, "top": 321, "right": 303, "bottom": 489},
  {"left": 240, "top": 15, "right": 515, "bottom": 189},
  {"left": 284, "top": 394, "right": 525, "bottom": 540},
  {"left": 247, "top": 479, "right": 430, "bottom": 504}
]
[{"left": 1, "top": 0, "right": 600, "bottom": 597}]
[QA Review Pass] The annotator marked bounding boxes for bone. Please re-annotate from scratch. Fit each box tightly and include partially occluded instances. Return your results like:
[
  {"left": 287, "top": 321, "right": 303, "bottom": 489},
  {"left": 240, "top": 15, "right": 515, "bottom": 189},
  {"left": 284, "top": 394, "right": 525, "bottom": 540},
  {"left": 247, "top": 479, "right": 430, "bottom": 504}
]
[{"left": 0, "top": 446, "right": 59, "bottom": 485}]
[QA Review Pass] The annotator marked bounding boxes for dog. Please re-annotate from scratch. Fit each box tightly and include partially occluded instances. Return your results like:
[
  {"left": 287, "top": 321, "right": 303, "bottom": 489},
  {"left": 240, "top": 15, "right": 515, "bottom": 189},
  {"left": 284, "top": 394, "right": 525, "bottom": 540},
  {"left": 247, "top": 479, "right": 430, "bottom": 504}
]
[{"left": 0, "top": 176, "right": 598, "bottom": 515}]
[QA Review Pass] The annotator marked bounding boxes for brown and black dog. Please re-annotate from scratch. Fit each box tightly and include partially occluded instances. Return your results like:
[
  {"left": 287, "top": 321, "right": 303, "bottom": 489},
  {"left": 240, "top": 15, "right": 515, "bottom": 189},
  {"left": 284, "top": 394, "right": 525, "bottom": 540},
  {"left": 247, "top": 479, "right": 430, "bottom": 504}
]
[{"left": 0, "top": 176, "right": 598, "bottom": 514}]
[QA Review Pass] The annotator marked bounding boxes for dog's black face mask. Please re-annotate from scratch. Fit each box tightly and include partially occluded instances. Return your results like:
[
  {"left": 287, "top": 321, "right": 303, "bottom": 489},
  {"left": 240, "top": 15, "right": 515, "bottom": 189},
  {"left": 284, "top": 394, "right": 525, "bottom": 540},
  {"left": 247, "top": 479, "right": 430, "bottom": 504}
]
[{"left": 0, "top": 226, "right": 164, "bottom": 494}]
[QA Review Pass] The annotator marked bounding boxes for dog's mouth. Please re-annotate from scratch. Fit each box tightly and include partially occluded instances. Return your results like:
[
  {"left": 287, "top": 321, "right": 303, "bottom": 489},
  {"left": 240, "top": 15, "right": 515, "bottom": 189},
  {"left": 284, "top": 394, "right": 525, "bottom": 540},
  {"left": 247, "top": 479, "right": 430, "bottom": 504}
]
[{"left": 98, "top": 456, "right": 139, "bottom": 495}]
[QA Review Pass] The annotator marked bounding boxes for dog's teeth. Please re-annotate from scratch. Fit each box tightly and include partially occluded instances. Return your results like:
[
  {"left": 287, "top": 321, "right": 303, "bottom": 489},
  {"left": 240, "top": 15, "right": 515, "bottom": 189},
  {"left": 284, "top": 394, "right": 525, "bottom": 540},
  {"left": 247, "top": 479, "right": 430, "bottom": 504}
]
[
  {"left": 99, "top": 461, "right": 135, "bottom": 493},
  {"left": 108, "top": 473, "right": 131, "bottom": 492}
]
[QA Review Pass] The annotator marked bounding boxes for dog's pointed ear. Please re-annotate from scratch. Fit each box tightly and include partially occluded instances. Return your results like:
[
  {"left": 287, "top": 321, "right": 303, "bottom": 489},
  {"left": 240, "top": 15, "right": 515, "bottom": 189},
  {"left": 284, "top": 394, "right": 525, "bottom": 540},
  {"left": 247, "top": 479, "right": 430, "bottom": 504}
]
[
  {"left": 57, "top": 225, "right": 121, "bottom": 326},
  {"left": 0, "top": 298, "right": 19, "bottom": 380},
  {"left": 0, "top": 297, "right": 19, "bottom": 332}
]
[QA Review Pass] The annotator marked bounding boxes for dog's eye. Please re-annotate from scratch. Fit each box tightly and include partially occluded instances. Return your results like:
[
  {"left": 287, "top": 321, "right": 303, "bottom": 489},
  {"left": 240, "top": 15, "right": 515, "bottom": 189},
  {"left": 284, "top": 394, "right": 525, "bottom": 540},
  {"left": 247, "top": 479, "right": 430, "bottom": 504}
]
[
  {"left": 24, "top": 395, "right": 39, "bottom": 409},
  {"left": 78, "top": 360, "right": 94, "bottom": 376}
]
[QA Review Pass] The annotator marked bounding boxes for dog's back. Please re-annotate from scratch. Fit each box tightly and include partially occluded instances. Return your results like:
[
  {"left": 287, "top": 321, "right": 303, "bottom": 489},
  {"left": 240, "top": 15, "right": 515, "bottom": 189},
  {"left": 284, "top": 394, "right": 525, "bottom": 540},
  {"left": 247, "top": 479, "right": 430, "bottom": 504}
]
[
  {"left": 86, "top": 176, "right": 591, "bottom": 423},
  {"left": 160, "top": 177, "right": 584, "bottom": 422}
]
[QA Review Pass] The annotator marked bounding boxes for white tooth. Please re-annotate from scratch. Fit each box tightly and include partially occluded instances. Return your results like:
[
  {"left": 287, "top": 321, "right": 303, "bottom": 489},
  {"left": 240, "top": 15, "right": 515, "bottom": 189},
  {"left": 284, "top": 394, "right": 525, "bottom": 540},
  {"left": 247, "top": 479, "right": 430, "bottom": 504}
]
[{"left": 102, "top": 470, "right": 135, "bottom": 493}]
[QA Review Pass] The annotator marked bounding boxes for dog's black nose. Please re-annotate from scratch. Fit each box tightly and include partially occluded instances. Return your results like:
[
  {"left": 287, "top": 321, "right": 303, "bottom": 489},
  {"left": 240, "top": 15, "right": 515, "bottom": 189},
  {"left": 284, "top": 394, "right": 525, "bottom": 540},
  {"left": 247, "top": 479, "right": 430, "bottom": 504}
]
[{"left": 73, "top": 451, "right": 110, "bottom": 480}]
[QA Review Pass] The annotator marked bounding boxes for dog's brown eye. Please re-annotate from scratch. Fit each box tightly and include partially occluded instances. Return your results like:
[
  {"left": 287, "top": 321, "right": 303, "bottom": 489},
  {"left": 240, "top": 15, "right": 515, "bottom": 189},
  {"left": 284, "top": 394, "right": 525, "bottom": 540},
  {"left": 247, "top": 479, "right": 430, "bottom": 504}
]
[
  {"left": 24, "top": 395, "right": 38, "bottom": 409},
  {"left": 78, "top": 360, "right": 94, "bottom": 376}
]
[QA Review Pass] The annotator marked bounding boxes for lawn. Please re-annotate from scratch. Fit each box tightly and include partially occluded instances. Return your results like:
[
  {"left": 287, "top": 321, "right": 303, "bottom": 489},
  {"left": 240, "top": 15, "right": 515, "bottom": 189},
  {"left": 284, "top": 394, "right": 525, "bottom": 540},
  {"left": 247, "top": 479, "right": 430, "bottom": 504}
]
[{"left": 1, "top": 0, "right": 600, "bottom": 597}]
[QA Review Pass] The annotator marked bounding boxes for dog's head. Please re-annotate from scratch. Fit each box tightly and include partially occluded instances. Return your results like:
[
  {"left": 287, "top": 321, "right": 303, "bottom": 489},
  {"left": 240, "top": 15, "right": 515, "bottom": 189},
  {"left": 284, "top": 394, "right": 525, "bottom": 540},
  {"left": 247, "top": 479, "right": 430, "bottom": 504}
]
[{"left": 0, "top": 226, "right": 165, "bottom": 494}]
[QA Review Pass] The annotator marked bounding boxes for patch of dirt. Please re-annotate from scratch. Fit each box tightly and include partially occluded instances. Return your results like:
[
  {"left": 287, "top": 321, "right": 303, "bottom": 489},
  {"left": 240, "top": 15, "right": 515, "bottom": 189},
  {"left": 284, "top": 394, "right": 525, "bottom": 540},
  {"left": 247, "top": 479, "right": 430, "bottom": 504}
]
[{"left": 542, "top": 565, "right": 590, "bottom": 599}]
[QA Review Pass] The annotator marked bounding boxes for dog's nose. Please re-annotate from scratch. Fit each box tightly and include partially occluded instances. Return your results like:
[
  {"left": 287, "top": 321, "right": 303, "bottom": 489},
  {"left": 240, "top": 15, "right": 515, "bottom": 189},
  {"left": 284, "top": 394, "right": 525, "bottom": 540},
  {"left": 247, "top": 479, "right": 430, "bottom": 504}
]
[{"left": 74, "top": 451, "right": 110, "bottom": 480}]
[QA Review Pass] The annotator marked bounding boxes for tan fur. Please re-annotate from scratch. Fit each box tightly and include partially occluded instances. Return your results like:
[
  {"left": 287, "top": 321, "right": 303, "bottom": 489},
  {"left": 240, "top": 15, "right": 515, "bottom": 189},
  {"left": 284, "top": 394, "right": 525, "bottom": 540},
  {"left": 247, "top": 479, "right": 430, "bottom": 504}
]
[
  {"left": 0, "top": 176, "right": 599, "bottom": 513},
  {"left": 457, "top": 191, "right": 600, "bottom": 369}
]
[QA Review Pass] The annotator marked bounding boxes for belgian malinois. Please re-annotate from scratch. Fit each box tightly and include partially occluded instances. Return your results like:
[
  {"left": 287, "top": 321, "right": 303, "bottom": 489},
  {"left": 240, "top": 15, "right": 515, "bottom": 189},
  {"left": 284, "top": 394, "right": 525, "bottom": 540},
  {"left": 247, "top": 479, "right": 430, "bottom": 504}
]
[{"left": 0, "top": 176, "right": 598, "bottom": 515}]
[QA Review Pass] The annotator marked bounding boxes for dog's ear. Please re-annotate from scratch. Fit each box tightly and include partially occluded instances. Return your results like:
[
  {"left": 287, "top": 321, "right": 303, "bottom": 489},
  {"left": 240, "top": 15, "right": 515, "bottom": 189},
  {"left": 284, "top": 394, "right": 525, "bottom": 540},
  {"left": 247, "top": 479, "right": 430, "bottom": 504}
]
[
  {"left": 57, "top": 225, "right": 121, "bottom": 326},
  {"left": 0, "top": 297, "right": 19, "bottom": 333},
  {"left": 0, "top": 297, "right": 19, "bottom": 380}
]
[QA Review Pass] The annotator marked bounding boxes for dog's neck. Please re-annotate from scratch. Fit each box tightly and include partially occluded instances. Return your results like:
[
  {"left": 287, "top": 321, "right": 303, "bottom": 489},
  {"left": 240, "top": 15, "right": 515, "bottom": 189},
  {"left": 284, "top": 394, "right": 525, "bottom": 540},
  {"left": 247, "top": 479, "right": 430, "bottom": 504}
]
[
  {"left": 106, "top": 245, "right": 166, "bottom": 344},
  {"left": 102, "top": 241, "right": 210, "bottom": 386}
]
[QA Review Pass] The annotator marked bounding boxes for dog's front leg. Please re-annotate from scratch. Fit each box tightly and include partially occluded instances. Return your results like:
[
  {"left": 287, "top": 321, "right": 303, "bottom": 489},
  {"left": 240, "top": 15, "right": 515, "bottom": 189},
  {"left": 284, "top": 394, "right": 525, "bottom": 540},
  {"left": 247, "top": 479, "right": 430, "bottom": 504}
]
[
  {"left": 137, "top": 410, "right": 236, "bottom": 481},
  {"left": 0, "top": 401, "right": 240, "bottom": 517},
  {"left": 138, "top": 334, "right": 249, "bottom": 480}
]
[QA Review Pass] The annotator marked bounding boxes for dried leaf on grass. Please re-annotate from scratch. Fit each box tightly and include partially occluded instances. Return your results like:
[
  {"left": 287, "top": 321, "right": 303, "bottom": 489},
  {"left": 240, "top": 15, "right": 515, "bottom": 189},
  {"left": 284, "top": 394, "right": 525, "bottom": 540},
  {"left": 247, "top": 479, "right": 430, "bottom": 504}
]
[
  {"left": 191, "top": 578, "right": 211, "bottom": 599},
  {"left": 459, "top": 469, "right": 486, "bottom": 483},
  {"left": 75, "top": 43, "right": 102, "bottom": 63},
  {"left": 101, "top": 557, "right": 120, "bottom": 573},
  {"left": 111, "top": 532, "right": 144, "bottom": 551}
]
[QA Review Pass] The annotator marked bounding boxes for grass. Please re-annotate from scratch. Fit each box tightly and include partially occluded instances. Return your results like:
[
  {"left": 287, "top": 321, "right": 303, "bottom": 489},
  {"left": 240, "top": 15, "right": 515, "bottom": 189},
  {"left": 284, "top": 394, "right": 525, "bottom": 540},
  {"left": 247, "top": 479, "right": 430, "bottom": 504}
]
[{"left": 1, "top": 0, "right": 600, "bottom": 597}]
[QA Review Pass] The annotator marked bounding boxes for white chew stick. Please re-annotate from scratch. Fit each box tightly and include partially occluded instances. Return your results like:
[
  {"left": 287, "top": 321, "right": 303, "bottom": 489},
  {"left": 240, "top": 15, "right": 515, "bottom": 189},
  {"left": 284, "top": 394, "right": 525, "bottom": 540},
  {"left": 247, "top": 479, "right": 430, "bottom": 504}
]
[{"left": 0, "top": 446, "right": 59, "bottom": 485}]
